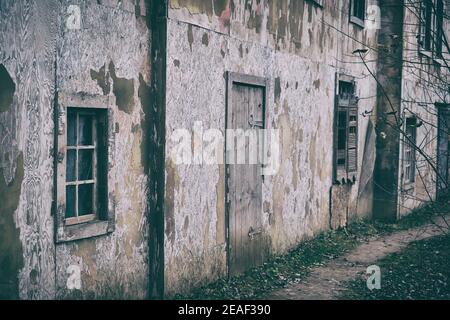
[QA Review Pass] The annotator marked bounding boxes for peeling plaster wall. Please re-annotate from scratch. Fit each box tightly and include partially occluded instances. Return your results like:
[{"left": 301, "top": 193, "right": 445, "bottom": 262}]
[
  {"left": 0, "top": 0, "right": 59, "bottom": 299},
  {"left": 396, "top": 2, "right": 450, "bottom": 218},
  {"left": 0, "top": 0, "right": 151, "bottom": 299},
  {"left": 164, "top": 0, "right": 379, "bottom": 295},
  {"left": 54, "top": 0, "right": 151, "bottom": 299}
]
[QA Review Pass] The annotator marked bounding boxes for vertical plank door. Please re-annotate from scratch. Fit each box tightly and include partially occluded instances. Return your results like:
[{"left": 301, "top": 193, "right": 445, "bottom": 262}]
[{"left": 226, "top": 75, "right": 266, "bottom": 276}]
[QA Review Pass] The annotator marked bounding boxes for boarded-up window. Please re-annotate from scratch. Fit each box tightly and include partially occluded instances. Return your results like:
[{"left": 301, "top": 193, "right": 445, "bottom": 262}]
[{"left": 334, "top": 77, "right": 358, "bottom": 183}]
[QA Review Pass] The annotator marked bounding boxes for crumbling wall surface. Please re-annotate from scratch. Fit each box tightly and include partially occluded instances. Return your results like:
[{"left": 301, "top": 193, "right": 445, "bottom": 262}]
[
  {"left": 0, "top": 0, "right": 59, "bottom": 299},
  {"left": 164, "top": 0, "right": 379, "bottom": 295},
  {"left": 54, "top": 0, "right": 150, "bottom": 299},
  {"left": 397, "top": 2, "right": 450, "bottom": 217},
  {"left": 0, "top": 0, "right": 151, "bottom": 299}
]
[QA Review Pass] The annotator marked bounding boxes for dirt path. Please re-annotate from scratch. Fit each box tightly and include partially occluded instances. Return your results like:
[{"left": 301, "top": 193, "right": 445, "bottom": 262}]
[{"left": 265, "top": 215, "right": 450, "bottom": 300}]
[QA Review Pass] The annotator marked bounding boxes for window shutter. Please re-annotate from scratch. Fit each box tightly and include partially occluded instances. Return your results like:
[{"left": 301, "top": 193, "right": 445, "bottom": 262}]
[
  {"left": 97, "top": 112, "right": 108, "bottom": 220},
  {"left": 347, "top": 148, "right": 357, "bottom": 173},
  {"left": 347, "top": 108, "right": 358, "bottom": 172}
]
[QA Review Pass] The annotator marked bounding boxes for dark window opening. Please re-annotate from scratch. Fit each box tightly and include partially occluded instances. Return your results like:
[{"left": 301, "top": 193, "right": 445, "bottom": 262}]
[
  {"left": 352, "top": 0, "right": 365, "bottom": 21},
  {"left": 350, "top": 0, "right": 366, "bottom": 27},
  {"left": 403, "top": 117, "right": 417, "bottom": 185},
  {"left": 435, "top": 0, "right": 444, "bottom": 57},
  {"left": 339, "top": 81, "right": 354, "bottom": 99},
  {"left": 337, "top": 111, "right": 348, "bottom": 151},
  {"left": 419, "top": 0, "right": 444, "bottom": 56}
]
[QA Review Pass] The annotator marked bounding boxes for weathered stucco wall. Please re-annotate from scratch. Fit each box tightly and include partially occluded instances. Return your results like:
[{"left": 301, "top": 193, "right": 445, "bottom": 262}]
[
  {"left": 7, "top": 0, "right": 440, "bottom": 299},
  {"left": 54, "top": 0, "right": 151, "bottom": 299},
  {"left": 0, "top": 0, "right": 152, "bottom": 299},
  {"left": 0, "top": 0, "right": 59, "bottom": 299},
  {"left": 164, "top": 0, "right": 379, "bottom": 295}
]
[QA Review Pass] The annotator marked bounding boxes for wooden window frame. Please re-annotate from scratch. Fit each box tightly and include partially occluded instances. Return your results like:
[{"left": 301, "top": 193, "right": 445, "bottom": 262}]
[
  {"left": 65, "top": 109, "right": 98, "bottom": 226},
  {"left": 55, "top": 92, "right": 116, "bottom": 243},
  {"left": 333, "top": 75, "right": 359, "bottom": 184},
  {"left": 350, "top": 0, "right": 366, "bottom": 28}
]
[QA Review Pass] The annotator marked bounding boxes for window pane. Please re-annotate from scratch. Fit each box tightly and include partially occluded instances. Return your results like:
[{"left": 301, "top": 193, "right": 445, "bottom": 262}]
[
  {"left": 78, "top": 114, "right": 93, "bottom": 145},
  {"left": 436, "top": 0, "right": 444, "bottom": 56},
  {"left": 78, "top": 184, "right": 93, "bottom": 216},
  {"left": 338, "top": 128, "right": 347, "bottom": 150},
  {"left": 66, "top": 150, "right": 76, "bottom": 182},
  {"left": 78, "top": 149, "right": 93, "bottom": 180},
  {"left": 67, "top": 111, "right": 77, "bottom": 146},
  {"left": 339, "top": 82, "right": 353, "bottom": 98},
  {"left": 338, "top": 111, "right": 347, "bottom": 127},
  {"left": 353, "top": 0, "right": 364, "bottom": 19},
  {"left": 358, "top": 0, "right": 365, "bottom": 19},
  {"left": 66, "top": 185, "right": 76, "bottom": 218},
  {"left": 425, "top": 0, "right": 432, "bottom": 50}
]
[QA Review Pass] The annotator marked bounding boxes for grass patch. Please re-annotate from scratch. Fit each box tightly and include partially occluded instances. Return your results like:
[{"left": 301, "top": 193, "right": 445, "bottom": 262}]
[
  {"left": 174, "top": 199, "right": 449, "bottom": 300},
  {"left": 339, "top": 233, "right": 450, "bottom": 300}
]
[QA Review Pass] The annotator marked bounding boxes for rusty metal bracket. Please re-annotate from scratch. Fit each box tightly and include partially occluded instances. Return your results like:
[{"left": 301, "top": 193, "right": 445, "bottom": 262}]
[
  {"left": 248, "top": 114, "right": 263, "bottom": 129},
  {"left": 57, "top": 151, "right": 65, "bottom": 163},
  {"left": 248, "top": 226, "right": 262, "bottom": 240}
]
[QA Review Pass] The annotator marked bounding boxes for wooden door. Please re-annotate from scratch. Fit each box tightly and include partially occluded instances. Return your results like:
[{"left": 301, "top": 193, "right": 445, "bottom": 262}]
[{"left": 226, "top": 73, "right": 268, "bottom": 276}]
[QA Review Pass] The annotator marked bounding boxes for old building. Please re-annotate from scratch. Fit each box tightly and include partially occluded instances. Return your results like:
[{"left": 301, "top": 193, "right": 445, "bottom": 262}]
[{"left": 0, "top": 0, "right": 449, "bottom": 299}]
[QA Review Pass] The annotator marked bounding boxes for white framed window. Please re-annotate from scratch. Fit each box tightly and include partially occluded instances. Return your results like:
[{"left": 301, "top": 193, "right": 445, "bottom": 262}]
[{"left": 55, "top": 92, "right": 116, "bottom": 242}]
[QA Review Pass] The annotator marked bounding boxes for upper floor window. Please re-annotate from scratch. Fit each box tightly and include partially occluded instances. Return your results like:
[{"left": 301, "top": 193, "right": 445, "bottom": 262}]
[
  {"left": 350, "top": 0, "right": 366, "bottom": 28},
  {"left": 435, "top": 0, "right": 444, "bottom": 57},
  {"left": 419, "top": 0, "right": 444, "bottom": 57}
]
